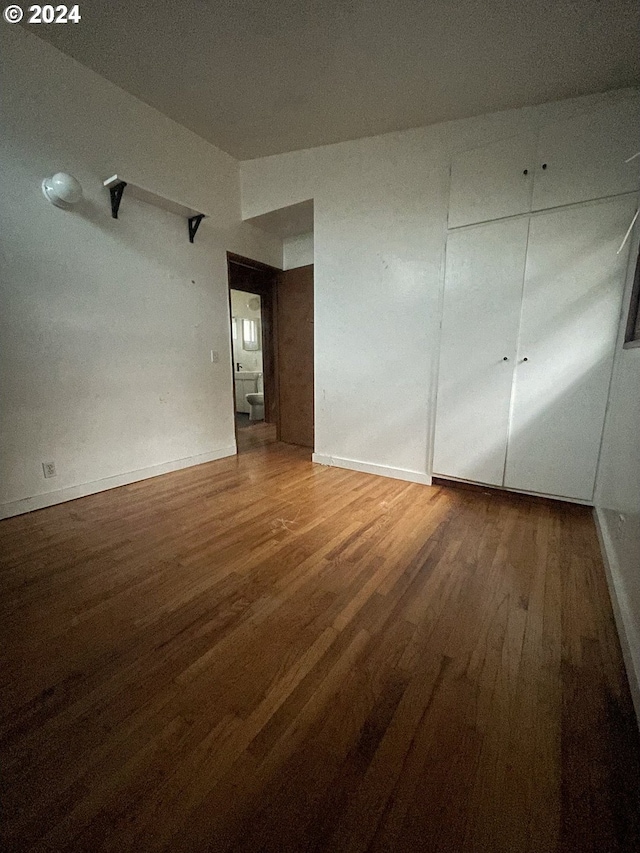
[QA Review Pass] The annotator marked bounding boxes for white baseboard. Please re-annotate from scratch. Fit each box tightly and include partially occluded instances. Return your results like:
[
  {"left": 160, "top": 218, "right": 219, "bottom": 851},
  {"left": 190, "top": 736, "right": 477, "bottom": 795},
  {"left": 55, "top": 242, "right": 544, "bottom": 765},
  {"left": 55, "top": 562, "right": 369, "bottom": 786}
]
[
  {"left": 312, "top": 453, "right": 432, "bottom": 486},
  {"left": 0, "top": 445, "right": 237, "bottom": 520},
  {"left": 593, "top": 506, "right": 640, "bottom": 728},
  {"left": 432, "top": 472, "right": 593, "bottom": 505}
]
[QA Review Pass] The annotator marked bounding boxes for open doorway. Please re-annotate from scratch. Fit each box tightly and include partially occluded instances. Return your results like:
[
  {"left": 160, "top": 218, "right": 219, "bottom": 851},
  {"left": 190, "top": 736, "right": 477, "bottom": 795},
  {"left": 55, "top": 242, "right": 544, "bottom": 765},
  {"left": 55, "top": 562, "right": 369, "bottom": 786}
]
[
  {"left": 230, "top": 289, "right": 263, "bottom": 429},
  {"left": 227, "top": 253, "right": 279, "bottom": 452},
  {"left": 227, "top": 212, "right": 315, "bottom": 455},
  {"left": 240, "top": 202, "right": 315, "bottom": 454}
]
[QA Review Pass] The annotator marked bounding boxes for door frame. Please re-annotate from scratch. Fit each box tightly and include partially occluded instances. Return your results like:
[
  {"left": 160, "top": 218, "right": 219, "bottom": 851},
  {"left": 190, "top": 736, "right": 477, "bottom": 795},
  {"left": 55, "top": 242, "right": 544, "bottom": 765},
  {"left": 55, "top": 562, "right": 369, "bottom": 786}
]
[{"left": 226, "top": 253, "right": 280, "bottom": 439}]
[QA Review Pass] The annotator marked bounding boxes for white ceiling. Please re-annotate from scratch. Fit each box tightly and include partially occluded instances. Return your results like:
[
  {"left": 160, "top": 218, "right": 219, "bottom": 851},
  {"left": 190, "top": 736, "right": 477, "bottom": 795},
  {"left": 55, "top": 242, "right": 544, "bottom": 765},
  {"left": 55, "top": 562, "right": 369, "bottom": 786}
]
[{"left": 30, "top": 0, "right": 640, "bottom": 160}]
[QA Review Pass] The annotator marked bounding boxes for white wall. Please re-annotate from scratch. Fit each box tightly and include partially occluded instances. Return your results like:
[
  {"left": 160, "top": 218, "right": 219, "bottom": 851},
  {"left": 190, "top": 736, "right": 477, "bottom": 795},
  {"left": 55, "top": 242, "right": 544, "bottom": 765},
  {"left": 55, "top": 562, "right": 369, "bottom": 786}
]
[
  {"left": 0, "top": 27, "right": 281, "bottom": 518},
  {"left": 595, "top": 223, "right": 640, "bottom": 720},
  {"left": 283, "top": 232, "right": 314, "bottom": 269},
  {"left": 241, "top": 88, "right": 638, "bottom": 483}
]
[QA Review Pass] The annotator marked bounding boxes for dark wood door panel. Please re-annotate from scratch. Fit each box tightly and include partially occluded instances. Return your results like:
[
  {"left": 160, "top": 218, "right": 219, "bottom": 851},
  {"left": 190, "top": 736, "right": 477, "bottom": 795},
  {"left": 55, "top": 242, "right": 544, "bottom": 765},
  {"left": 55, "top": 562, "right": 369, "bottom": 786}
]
[{"left": 277, "top": 265, "right": 314, "bottom": 448}]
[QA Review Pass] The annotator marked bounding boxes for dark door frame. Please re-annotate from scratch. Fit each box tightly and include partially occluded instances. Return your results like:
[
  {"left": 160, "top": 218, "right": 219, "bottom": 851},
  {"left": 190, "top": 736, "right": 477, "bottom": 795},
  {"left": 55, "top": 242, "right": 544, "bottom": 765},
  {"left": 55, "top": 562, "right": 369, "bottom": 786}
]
[{"left": 226, "top": 253, "right": 280, "bottom": 440}]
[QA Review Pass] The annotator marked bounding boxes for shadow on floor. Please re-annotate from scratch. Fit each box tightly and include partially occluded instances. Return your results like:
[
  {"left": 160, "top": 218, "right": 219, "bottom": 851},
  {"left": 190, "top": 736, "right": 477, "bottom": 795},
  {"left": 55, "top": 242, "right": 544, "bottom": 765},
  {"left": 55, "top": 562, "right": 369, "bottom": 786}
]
[
  {"left": 236, "top": 415, "right": 277, "bottom": 452},
  {"left": 235, "top": 412, "right": 252, "bottom": 430}
]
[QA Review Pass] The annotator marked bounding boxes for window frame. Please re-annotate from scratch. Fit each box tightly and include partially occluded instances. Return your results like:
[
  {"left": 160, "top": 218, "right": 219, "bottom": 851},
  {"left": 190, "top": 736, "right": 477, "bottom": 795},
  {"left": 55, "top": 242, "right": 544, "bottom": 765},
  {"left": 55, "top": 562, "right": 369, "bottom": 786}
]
[{"left": 623, "top": 244, "right": 640, "bottom": 349}]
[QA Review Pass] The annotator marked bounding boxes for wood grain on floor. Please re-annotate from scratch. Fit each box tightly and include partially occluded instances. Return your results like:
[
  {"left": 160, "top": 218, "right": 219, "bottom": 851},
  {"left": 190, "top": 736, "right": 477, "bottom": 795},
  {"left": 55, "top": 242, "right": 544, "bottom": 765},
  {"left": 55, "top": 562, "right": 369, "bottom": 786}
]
[{"left": 1, "top": 441, "right": 638, "bottom": 852}]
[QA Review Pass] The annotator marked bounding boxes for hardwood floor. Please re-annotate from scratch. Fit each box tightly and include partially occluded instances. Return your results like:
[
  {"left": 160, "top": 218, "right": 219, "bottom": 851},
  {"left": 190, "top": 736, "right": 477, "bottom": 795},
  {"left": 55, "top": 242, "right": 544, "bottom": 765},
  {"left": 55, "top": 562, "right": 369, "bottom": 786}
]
[
  {"left": 236, "top": 419, "right": 277, "bottom": 453},
  {"left": 1, "top": 442, "right": 639, "bottom": 852}
]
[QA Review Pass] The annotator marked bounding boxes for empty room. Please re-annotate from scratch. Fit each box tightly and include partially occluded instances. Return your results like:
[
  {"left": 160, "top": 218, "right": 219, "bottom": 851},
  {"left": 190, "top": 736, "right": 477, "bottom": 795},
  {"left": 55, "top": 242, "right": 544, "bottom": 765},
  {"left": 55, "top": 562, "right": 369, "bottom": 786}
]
[{"left": 1, "top": 2, "right": 640, "bottom": 851}]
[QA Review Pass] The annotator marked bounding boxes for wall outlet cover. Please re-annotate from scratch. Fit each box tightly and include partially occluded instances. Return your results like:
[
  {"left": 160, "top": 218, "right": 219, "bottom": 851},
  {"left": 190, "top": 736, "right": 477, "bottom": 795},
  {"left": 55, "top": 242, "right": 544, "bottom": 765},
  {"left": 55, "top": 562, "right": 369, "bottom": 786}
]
[{"left": 42, "top": 461, "right": 57, "bottom": 479}]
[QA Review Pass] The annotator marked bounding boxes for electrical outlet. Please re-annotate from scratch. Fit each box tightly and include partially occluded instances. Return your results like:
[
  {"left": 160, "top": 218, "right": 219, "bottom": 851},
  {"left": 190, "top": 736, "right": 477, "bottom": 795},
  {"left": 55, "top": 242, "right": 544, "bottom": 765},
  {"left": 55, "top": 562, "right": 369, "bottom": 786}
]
[
  {"left": 42, "top": 461, "right": 57, "bottom": 479},
  {"left": 210, "top": 350, "right": 219, "bottom": 363}
]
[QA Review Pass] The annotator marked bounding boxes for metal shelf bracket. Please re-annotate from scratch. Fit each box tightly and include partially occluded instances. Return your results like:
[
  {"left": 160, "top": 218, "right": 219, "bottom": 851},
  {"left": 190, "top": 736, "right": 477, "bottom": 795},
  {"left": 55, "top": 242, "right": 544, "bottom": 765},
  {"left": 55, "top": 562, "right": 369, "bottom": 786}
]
[
  {"left": 109, "top": 180, "right": 127, "bottom": 219},
  {"left": 188, "top": 214, "right": 205, "bottom": 244}
]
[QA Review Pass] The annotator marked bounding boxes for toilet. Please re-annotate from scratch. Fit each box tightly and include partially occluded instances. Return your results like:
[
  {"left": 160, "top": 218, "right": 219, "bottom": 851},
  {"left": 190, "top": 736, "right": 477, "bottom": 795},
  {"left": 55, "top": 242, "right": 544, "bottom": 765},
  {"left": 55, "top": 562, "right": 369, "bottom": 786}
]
[{"left": 246, "top": 374, "right": 264, "bottom": 421}]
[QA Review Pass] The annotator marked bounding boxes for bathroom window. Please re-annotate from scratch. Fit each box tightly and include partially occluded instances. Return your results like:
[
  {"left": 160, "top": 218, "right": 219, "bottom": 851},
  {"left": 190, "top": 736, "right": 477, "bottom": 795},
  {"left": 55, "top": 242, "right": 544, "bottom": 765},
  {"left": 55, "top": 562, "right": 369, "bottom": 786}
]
[
  {"left": 232, "top": 317, "right": 238, "bottom": 340},
  {"left": 242, "top": 318, "right": 260, "bottom": 351}
]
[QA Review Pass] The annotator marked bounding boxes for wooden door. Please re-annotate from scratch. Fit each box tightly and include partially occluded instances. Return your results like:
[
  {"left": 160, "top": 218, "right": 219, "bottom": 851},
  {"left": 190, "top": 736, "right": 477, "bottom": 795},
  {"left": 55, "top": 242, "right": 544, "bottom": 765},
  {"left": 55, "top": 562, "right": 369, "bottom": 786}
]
[
  {"left": 504, "top": 195, "right": 636, "bottom": 500},
  {"left": 448, "top": 132, "right": 536, "bottom": 229},
  {"left": 433, "top": 218, "right": 529, "bottom": 485},
  {"left": 276, "top": 265, "right": 314, "bottom": 447},
  {"left": 532, "top": 98, "right": 640, "bottom": 212}
]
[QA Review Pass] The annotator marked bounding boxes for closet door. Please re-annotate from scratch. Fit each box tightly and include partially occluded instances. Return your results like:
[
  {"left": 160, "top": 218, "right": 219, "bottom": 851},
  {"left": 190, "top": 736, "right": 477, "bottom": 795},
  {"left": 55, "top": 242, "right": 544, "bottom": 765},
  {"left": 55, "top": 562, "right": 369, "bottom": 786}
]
[
  {"left": 532, "top": 98, "right": 640, "bottom": 212},
  {"left": 433, "top": 218, "right": 529, "bottom": 485},
  {"left": 448, "top": 133, "right": 536, "bottom": 229},
  {"left": 504, "top": 195, "right": 636, "bottom": 500}
]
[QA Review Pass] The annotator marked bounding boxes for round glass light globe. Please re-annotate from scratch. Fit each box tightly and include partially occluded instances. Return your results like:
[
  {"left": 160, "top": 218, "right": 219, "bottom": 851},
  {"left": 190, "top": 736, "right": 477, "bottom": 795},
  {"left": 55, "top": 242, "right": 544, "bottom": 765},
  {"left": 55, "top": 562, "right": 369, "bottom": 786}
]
[{"left": 42, "top": 172, "right": 83, "bottom": 208}]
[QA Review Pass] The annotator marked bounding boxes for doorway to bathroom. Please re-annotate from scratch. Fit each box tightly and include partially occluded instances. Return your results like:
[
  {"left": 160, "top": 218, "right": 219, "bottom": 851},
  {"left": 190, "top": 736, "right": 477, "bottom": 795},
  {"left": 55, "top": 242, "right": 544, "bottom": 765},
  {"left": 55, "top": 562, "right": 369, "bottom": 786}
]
[
  {"left": 227, "top": 254, "right": 278, "bottom": 452},
  {"left": 227, "top": 248, "right": 315, "bottom": 453}
]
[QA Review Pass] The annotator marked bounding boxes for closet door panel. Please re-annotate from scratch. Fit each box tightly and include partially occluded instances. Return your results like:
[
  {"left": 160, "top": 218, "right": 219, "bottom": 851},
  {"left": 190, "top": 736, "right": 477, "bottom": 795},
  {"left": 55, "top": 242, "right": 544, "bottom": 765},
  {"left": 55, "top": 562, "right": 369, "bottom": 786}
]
[
  {"left": 532, "top": 99, "right": 640, "bottom": 212},
  {"left": 433, "top": 218, "right": 529, "bottom": 485},
  {"left": 448, "top": 133, "right": 536, "bottom": 229},
  {"left": 504, "top": 196, "right": 636, "bottom": 500}
]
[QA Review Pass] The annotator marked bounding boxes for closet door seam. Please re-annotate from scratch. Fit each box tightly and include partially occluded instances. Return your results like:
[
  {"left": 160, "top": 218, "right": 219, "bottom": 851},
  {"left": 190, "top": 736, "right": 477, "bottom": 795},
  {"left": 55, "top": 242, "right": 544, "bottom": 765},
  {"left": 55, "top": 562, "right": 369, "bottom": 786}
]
[
  {"left": 446, "top": 189, "right": 639, "bottom": 234},
  {"left": 502, "top": 215, "right": 533, "bottom": 487}
]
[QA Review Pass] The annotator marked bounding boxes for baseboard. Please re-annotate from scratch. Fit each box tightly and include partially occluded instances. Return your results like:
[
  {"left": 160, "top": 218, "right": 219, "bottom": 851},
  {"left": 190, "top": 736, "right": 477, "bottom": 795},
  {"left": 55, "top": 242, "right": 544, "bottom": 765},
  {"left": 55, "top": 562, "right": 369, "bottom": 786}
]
[
  {"left": 0, "top": 445, "right": 238, "bottom": 520},
  {"left": 312, "top": 453, "right": 432, "bottom": 486},
  {"left": 432, "top": 474, "right": 593, "bottom": 506},
  {"left": 593, "top": 506, "right": 640, "bottom": 728}
]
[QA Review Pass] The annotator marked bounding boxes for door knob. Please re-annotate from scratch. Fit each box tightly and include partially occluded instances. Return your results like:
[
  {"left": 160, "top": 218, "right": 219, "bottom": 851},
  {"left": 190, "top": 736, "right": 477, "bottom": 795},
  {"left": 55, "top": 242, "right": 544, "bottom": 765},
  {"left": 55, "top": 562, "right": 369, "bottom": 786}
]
[
  {"left": 522, "top": 357, "right": 528, "bottom": 362},
  {"left": 503, "top": 356, "right": 509, "bottom": 361}
]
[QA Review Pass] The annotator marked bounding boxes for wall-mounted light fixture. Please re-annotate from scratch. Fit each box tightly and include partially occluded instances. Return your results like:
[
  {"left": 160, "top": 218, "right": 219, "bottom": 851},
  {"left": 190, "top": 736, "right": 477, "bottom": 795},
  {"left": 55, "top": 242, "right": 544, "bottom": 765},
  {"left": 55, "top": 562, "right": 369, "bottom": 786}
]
[{"left": 42, "top": 172, "right": 83, "bottom": 209}]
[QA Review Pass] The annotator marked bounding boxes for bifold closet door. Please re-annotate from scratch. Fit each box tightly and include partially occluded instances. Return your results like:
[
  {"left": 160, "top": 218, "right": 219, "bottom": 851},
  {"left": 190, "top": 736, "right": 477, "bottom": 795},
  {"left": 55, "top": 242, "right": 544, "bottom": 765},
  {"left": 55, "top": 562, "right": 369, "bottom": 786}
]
[
  {"left": 433, "top": 218, "right": 529, "bottom": 485},
  {"left": 531, "top": 98, "right": 640, "bottom": 212},
  {"left": 448, "top": 133, "right": 536, "bottom": 228},
  {"left": 504, "top": 195, "right": 637, "bottom": 501}
]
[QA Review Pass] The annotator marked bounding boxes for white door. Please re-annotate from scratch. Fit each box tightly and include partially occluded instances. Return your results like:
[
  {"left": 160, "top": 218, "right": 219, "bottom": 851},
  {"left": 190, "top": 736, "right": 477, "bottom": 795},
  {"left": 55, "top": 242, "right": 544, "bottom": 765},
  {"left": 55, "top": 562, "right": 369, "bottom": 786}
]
[
  {"left": 448, "top": 133, "right": 536, "bottom": 229},
  {"left": 433, "top": 217, "right": 529, "bottom": 485},
  {"left": 532, "top": 98, "right": 640, "bottom": 212},
  {"left": 504, "top": 195, "right": 637, "bottom": 500}
]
